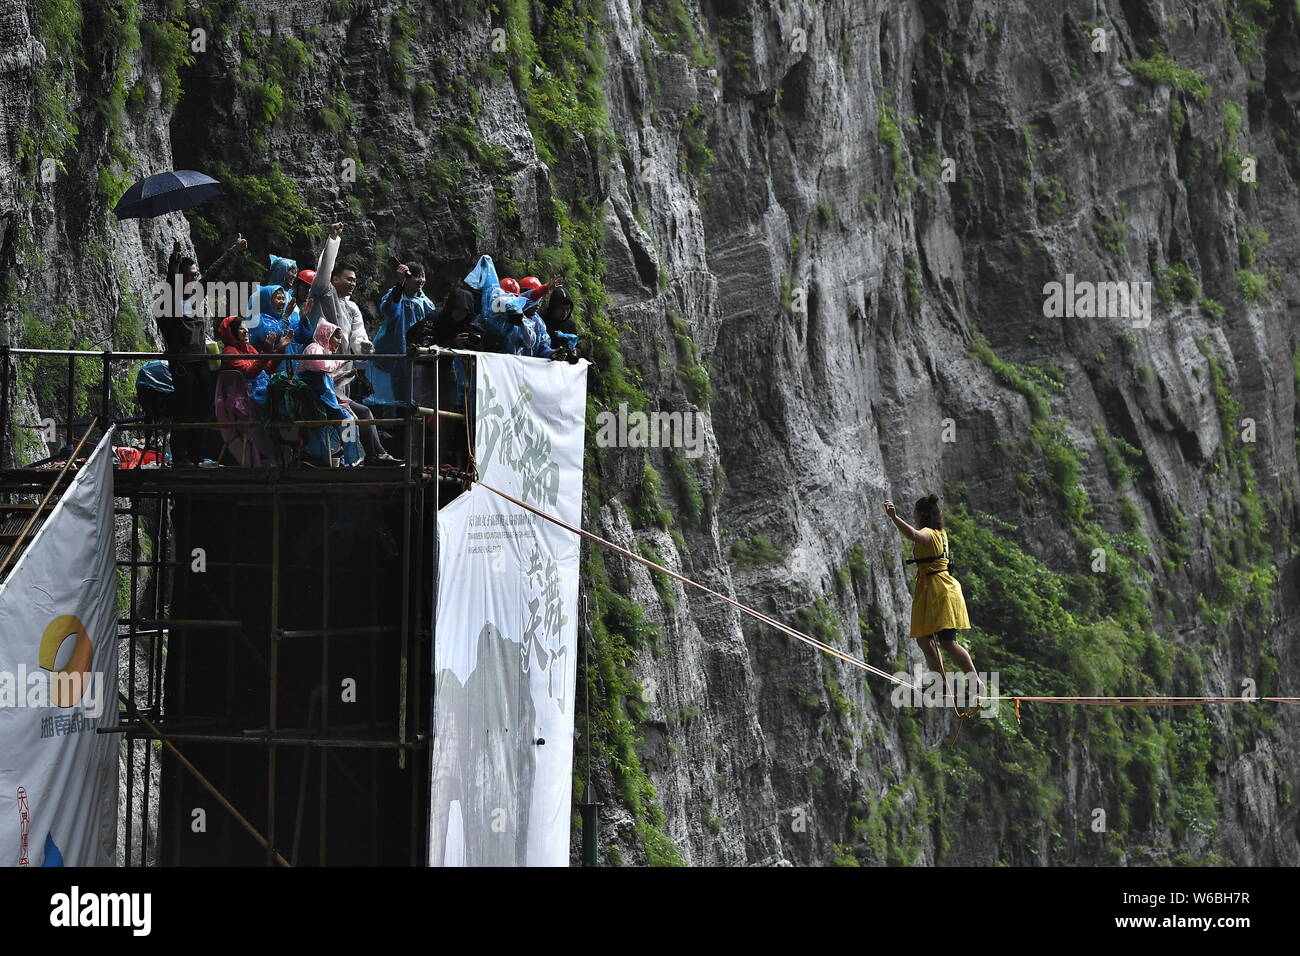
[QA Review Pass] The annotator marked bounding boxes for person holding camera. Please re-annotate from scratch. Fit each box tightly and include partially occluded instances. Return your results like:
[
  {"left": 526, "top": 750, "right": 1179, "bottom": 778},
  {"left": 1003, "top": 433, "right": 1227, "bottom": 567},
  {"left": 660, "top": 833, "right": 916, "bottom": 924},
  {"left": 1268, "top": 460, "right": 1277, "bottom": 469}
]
[
  {"left": 403, "top": 288, "right": 482, "bottom": 409},
  {"left": 406, "top": 288, "right": 483, "bottom": 473},
  {"left": 540, "top": 279, "right": 579, "bottom": 353},
  {"left": 501, "top": 305, "right": 572, "bottom": 362},
  {"left": 403, "top": 288, "right": 480, "bottom": 351},
  {"left": 371, "top": 259, "right": 436, "bottom": 406}
]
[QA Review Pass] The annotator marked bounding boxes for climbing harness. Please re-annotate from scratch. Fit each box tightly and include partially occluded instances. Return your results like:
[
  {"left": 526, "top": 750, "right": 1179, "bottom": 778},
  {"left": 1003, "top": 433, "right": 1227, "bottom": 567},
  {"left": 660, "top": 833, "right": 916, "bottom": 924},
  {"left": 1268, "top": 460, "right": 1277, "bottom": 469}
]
[{"left": 904, "top": 530, "right": 954, "bottom": 576}]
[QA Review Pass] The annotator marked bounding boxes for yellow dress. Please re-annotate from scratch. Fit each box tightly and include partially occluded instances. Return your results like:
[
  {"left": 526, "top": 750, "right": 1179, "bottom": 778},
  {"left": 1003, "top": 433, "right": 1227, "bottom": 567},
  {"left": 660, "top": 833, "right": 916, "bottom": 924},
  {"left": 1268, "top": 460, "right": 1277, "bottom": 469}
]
[{"left": 908, "top": 528, "right": 971, "bottom": 639}]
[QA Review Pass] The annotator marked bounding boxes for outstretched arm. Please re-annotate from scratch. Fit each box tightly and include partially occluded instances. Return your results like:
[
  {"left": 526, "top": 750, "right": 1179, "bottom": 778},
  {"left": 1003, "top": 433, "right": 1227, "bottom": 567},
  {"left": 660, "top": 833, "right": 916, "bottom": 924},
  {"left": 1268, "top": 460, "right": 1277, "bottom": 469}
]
[
  {"left": 312, "top": 224, "right": 343, "bottom": 299},
  {"left": 166, "top": 241, "right": 182, "bottom": 280},
  {"left": 884, "top": 500, "right": 928, "bottom": 544},
  {"left": 204, "top": 234, "right": 249, "bottom": 284}
]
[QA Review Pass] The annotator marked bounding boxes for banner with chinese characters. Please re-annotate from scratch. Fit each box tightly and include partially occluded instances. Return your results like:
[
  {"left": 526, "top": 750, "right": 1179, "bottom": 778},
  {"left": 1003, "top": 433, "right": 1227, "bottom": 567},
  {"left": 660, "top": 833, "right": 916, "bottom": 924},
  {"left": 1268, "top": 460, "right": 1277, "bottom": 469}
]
[
  {"left": 0, "top": 430, "right": 119, "bottom": 867},
  {"left": 430, "top": 354, "right": 588, "bottom": 867}
]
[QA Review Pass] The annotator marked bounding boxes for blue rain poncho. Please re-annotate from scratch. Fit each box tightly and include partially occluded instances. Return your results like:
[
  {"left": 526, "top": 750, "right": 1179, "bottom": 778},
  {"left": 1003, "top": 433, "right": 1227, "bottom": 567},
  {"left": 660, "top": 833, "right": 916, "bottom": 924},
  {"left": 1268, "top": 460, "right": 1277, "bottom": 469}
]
[
  {"left": 246, "top": 285, "right": 298, "bottom": 337},
  {"left": 246, "top": 281, "right": 299, "bottom": 327},
  {"left": 503, "top": 314, "right": 560, "bottom": 358},
  {"left": 246, "top": 321, "right": 283, "bottom": 411},
  {"left": 136, "top": 360, "right": 173, "bottom": 394},
  {"left": 248, "top": 255, "right": 300, "bottom": 323},
  {"left": 369, "top": 281, "right": 436, "bottom": 406},
  {"left": 135, "top": 361, "right": 174, "bottom": 418},
  {"left": 268, "top": 254, "right": 297, "bottom": 288},
  {"left": 244, "top": 286, "right": 304, "bottom": 376},
  {"left": 463, "top": 254, "right": 533, "bottom": 347}
]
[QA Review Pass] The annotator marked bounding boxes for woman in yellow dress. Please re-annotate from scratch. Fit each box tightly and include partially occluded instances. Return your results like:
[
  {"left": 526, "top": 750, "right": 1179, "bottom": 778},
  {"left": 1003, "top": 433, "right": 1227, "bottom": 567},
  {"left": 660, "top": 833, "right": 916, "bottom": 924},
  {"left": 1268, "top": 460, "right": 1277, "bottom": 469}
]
[{"left": 884, "top": 494, "right": 980, "bottom": 695}]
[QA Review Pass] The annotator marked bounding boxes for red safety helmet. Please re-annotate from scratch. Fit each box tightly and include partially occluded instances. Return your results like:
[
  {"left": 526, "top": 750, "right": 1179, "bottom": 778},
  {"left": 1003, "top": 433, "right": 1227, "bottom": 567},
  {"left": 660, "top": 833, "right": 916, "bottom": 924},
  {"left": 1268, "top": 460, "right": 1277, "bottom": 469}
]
[
  {"left": 296, "top": 269, "right": 316, "bottom": 288},
  {"left": 519, "top": 276, "right": 542, "bottom": 294},
  {"left": 499, "top": 277, "right": 519, "bottom": 294}
]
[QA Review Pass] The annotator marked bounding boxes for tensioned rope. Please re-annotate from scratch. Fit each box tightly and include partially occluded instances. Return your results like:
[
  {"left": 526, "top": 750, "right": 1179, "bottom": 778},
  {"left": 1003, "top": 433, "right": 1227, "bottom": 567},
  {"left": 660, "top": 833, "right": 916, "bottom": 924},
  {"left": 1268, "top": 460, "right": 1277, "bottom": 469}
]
[
  {"left": 477, "top": 481, "right": 916, "bottom": 689},
  {"left": 476, "top": 481, "right": 1300, "bottom": 714}
]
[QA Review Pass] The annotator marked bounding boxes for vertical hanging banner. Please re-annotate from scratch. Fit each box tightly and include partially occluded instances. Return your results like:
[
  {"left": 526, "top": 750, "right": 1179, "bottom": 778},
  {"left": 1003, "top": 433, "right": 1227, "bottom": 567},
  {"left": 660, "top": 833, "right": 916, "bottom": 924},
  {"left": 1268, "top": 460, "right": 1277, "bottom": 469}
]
[
  {"left": 431, "top": 354, "right": 588, "bottom": 866},
  {"left": 0, "top": 430, "right": 119, "bottom": 867}
]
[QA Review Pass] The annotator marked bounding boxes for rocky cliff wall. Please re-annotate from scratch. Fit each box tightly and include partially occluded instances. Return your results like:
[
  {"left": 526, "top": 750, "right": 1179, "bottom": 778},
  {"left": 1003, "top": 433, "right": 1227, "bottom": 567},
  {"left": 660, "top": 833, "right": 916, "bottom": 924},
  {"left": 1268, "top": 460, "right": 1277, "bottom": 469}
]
[{"left": 2, "top": 0, "right": 1298, "bottom": 865}]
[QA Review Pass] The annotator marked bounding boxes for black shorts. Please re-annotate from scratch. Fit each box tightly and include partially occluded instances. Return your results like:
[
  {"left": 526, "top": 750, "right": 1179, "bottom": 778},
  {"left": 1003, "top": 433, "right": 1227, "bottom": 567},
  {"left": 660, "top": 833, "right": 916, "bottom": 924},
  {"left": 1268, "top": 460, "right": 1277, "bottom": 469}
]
[{"left": 935, "top": 629, "right": 957, "bottom": 643}]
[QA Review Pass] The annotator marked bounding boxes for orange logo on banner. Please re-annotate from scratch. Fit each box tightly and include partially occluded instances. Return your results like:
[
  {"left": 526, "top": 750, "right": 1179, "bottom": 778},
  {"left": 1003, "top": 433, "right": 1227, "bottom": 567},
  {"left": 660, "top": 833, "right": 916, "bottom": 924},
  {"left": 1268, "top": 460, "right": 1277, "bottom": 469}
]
[{"left": 38, "top": 615, "right": 94, "bottom": 707}]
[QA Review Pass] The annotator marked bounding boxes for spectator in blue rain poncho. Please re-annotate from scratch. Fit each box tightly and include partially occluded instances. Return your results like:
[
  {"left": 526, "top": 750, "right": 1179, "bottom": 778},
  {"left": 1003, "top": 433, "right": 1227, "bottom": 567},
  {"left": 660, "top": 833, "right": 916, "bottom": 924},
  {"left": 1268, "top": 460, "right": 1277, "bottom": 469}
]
[
  {"left": 501, "top": 308, "right": 569, "bottom": 359},
  {"left": 463, "top": 254, "right": 533, "bottom": 351},
  {"left": 246, "top": 285, "right": 302, "bottom": 376},
  {"left": 249, "top": 320, "right": 297, "bottom": 414},
  {"left": 268, "top": 254, "right": 298, "bottom": 291},
  {"left": 250, "top": 285, "right": 298, "bottom": 340},
  {"left": 369, "top": 260, "right": 436, "bottom": 406},
  {"left": 246, "top": 254, "right": 300, "bottom": 320}
]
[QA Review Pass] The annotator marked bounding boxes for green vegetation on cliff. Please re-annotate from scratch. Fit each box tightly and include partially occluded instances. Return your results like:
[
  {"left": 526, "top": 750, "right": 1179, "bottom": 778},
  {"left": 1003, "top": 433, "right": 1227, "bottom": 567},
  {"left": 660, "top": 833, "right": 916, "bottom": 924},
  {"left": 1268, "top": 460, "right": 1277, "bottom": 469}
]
[{"left": 836, "top": 328, "right": 1285, "bottom": 865}]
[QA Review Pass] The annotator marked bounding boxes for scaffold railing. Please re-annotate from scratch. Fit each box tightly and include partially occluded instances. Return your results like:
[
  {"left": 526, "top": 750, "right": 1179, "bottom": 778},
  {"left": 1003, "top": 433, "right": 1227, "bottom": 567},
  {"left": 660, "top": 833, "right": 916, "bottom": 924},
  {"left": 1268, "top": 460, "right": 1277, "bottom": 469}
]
[{"left": 0, "top": 344, "right": 469, "bottom": 865}]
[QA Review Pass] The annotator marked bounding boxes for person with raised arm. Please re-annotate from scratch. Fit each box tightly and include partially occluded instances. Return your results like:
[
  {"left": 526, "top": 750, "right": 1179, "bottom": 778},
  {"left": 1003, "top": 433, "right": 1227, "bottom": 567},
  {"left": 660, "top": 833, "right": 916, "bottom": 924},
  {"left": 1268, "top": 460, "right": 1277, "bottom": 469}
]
[
  {"left": 884, "top": 494, "right": 981, "bottom": 704},
  {"left": 370, "top": 259, "right": 436, "bottom": 406}
]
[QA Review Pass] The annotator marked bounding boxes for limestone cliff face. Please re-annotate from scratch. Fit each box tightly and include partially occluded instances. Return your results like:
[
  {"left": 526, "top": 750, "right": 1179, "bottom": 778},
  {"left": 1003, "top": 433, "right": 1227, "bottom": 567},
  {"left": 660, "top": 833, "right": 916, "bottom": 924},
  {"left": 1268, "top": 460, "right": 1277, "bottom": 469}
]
[{"left": 2, "top": 0, "right": 1298, "bottom": 866}]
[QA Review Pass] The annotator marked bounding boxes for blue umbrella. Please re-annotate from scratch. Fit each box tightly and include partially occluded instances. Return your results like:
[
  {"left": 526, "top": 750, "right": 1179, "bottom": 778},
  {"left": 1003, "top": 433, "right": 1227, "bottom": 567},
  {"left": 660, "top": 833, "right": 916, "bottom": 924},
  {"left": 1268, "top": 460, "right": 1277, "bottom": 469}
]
[{"left": 113, "top": 169, "right": 223, "bottom": 221}]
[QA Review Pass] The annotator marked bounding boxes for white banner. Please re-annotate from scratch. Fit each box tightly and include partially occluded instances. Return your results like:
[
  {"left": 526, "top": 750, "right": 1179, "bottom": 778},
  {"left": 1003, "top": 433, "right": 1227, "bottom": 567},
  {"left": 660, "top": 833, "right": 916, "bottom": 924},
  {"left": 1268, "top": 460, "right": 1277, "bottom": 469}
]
[
  {"left": 430, "top": 354, "right": 588, "bottom": 866},
  {"left": 0, "top": 430, "right": 119, "bottom": 867}
]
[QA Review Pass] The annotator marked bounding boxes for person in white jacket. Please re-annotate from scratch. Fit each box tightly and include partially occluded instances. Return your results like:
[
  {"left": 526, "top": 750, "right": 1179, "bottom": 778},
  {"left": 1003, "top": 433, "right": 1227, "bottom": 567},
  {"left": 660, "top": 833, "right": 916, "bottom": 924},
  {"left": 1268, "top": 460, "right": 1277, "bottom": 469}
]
[
  {"left": 294, "top": 222, "right": 345, "bottom": 344},
  {"left": 330, "top": 264, "right": 372, "bottom": 350},
  {"left": 330, "top": 262, "right": 372, "bottom": 400}
]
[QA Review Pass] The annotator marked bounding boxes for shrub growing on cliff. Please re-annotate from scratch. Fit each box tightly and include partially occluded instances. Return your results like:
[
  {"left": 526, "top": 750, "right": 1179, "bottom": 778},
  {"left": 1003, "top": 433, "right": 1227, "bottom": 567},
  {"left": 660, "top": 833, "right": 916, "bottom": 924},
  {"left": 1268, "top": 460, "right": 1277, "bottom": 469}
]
[
  {"left": 670, "top": 314, "right": 712, "bottom": 406},
  {"left": 638, "top": 542, "right": 676, "bottom": 611},
  {"left": 21, "top": 0, "right": 82, "bottom": 175},
  {"left": 1234, "top": 269, "right": 1270, "bottom": 303},
  {"left": 578, "top": 549, "right": 685, "bottom": 866},
  {"left": 678, "top": 104, "right": 715, "bottom": 180},
  {"left": 877, "top": 104, "right": 905, "bottom": 178},
  {"left": 387, "top": 7, "right": 418, "bottom": 90},
  {"left": 205, "top": 165, "right": 321, "bottom": 251},
  {"left": 730, "top": 536, "right": 781, "bottom": 568},
  {"left": 1227, "top": 6, "right": 1270, "bottom": 63},
  {"left": 629, "top": 456, "right": 673, "bottom": 529},
  {"left": 1126, "top": 53, "right": 1210, "bottom": 103},
  {"left": 794, "top": 596, "right": 842, "bottom": 647},
  {"left": 970, "top": 333, "right": 1052, "bottom": 421},
  {"left": 141, "top": 16, "right": 195, "bottom": 109},
  {"left": 643, "top": 0, "right": 713, "bottom": 68},
  {"left": 500, "top": 0, "right": 610, "bottom": 166},
  {"left": 667, "top": 452, "right": 704, "bottom": 524}
]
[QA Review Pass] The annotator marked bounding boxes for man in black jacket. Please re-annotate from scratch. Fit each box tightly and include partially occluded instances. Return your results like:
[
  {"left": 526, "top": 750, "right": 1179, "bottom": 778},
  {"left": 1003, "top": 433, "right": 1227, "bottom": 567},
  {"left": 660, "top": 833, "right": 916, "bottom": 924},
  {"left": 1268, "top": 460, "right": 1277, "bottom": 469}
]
[{"left": 160, "top": 235, "right": 247, "bottom": 464}]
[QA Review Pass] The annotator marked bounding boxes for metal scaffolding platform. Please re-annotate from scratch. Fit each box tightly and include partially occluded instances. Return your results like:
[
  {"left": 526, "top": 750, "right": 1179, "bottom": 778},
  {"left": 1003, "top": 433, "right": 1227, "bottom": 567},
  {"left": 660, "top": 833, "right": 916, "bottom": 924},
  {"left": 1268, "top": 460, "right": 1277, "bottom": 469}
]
[{"left": 0, "top": 344, "right": 469, "bottom": 865}]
